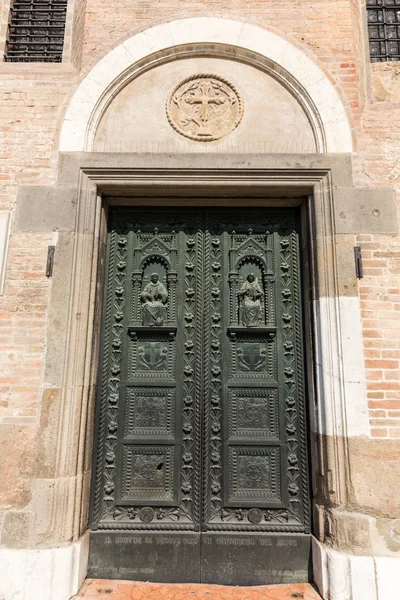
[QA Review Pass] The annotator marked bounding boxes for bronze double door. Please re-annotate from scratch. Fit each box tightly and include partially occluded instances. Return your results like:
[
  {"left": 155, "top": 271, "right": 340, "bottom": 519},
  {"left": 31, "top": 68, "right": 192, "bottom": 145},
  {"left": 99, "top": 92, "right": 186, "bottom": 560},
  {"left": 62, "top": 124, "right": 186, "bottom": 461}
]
[{"left": 89, "top": 206, "right": 311, "bottom": 585}]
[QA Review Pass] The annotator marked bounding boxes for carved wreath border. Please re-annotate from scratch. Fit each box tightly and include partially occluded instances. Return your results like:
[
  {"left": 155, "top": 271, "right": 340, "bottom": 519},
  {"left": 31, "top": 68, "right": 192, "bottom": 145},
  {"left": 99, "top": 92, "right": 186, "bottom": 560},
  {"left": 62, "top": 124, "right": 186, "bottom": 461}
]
[{"left": 166, "top": 73, "right": 244, "bottom": 142}]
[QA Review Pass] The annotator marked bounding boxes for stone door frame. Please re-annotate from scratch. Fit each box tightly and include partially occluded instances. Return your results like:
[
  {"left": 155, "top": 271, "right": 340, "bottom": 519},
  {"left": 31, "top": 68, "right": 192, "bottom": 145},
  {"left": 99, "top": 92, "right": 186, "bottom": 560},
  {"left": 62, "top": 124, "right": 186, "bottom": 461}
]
[{"left": 53, "top": 152, "right": 366, "bottom": 552}]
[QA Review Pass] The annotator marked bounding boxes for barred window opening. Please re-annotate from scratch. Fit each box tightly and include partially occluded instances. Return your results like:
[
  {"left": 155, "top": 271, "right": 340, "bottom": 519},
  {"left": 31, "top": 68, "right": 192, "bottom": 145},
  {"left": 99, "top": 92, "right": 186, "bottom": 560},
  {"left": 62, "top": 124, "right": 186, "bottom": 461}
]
[
  {"left": 367, "top": 0, "right": 400, "bottom": 62},
  {"left": 4, "top": 0, "right": 68, "bottom": 63}
]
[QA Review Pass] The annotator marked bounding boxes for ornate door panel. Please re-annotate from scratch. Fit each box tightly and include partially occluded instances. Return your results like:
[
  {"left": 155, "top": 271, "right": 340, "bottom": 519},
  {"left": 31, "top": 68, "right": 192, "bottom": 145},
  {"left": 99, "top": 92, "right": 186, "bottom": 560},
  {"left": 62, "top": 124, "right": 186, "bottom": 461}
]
[{"left": 89, "top": 207, "right": 311, "bottom": 585}]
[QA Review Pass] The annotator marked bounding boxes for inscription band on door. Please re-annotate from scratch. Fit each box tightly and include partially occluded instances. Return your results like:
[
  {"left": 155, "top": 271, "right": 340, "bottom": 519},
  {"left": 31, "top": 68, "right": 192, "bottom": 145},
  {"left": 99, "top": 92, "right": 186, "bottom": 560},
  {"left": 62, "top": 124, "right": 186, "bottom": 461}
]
[{"left": 89, "top": 207, "right": 311, "bottom": 584}]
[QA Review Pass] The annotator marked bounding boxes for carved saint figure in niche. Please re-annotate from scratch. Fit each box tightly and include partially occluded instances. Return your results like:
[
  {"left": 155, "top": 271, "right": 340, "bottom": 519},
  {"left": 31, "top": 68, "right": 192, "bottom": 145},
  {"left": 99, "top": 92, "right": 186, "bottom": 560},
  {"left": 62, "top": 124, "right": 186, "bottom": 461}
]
[
  {"left": 238, "top": 273, "right": 263, "bottom": 327},
  {"left": 141, "top": 273, "right": 168, "bottom": 326}
]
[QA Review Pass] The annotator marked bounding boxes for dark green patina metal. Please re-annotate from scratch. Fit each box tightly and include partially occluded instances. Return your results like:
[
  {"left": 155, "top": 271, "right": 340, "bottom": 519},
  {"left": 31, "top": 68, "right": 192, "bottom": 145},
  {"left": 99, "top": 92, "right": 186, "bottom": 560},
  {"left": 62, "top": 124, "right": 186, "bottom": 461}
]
[{"left": 89, "top": 207, "right": 311, "bottom": 583}]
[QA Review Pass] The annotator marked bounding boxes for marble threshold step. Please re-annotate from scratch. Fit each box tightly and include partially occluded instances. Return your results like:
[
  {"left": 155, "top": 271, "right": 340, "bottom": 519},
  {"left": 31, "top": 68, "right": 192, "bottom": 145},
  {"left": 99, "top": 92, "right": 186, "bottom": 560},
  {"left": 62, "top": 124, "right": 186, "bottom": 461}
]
[{"left": 74, "top": 579, "right": 322, "bottom": 600}]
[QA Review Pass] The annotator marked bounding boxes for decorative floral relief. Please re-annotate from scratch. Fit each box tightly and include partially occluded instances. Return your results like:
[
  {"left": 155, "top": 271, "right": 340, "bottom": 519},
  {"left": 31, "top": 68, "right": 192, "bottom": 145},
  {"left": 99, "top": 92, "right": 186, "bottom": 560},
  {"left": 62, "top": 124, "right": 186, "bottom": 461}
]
[
  {"left": 220, "top": 507, "right": 290, "bottom": 524},
  {"left": 280, "top": 232, "right": 302, "bottom": 523},
  {"left": 178, "top": 233, "right": 199, "bottom": 522},
  {"left": 207, "top": 223, "right": 223, "bottom": 522},
  {"left": 102, "top": 231, "right": 127, "bottom": 515}
]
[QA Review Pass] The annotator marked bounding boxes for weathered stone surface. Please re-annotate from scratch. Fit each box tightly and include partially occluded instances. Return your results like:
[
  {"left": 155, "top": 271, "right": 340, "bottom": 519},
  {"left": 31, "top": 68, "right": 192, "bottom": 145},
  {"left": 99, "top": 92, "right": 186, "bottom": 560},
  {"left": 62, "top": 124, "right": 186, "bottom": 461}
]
[
  {"left": 15, "top": 186, "right": 77, "bottom": 233},
  {"left": 349, "top": 437, "right": 400, "bottom": 518},
  {"left": 313, "top": 537, "right": 400, "bottom": 600},
  {"left": 33, "top": 388, "right": 61, "bottom": 479},
  {"left": 0, "top": 532, "right": 89, "bottom": 600},
  {"left": 0, "top": 426, "right": 34, "bottom": 507},
  {"left": 316, "top": 507, "right": 373, "bottom": 555},
  {"left": 1, "top": 510, "right": 32, "bottom": 549},
  {"left": 43, "top": 232, "right": 75, "bottom": 386},
  {"left": 375, "top": 518, "right": 400, "bottom": 554},
  {"left": 333, "top": 187, "right": 398, "bottom": 235},
  {"left": 334, "top": 234, "right": 358, "bottom": 297},
  {"left": 314, "top": 435, "right": 400, "bottom": 519},
  {"left": 57, "top": 152, "right": 354, "bottom": 189},
  {"left": 313, "top": 434, "right": 400, "bottom": 558},
  {"left": 372, "top": 63, "right": 400, "bottom": 104}
]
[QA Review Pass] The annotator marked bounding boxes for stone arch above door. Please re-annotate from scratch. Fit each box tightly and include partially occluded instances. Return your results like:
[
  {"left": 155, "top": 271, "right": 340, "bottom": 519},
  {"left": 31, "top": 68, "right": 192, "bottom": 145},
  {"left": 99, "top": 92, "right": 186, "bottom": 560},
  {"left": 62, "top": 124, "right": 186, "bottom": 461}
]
[
  {"left": 59, "top": 17, "right": 353, "bottom": 153},
  {"left": 94, "top": 56, "right": 318, "bottom": 153}
]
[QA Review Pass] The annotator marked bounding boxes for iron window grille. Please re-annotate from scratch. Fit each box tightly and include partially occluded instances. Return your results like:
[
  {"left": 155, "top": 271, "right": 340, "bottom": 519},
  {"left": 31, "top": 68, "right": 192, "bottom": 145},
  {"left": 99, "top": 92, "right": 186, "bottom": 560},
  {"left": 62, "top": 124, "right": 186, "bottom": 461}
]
[
  {"left": 367, "top": 0, "right": 400, "bottom": 62},
  {"left": 4, "top": 0, "right": 68, "bottom": 62}
]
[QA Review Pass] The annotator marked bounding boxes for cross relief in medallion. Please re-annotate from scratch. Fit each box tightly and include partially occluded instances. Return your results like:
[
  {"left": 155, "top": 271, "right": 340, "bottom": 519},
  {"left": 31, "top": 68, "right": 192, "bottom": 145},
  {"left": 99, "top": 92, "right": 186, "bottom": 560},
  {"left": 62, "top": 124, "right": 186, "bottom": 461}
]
[{"left": 166, "top": 74, "right": 244, "bottom": 141}]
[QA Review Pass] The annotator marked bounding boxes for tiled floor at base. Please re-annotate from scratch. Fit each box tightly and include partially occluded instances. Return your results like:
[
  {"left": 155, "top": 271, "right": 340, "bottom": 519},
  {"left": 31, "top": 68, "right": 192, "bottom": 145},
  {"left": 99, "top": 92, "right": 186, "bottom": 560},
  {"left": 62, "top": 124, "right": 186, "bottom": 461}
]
[{"left": 74, "top": 579, "right": 322, "bottom": 600}]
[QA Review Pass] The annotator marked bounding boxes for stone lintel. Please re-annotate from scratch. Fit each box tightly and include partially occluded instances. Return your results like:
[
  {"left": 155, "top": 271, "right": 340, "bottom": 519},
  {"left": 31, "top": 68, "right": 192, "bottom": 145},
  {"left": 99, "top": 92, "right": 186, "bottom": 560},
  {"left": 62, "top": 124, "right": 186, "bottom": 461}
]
[{"left": 57, "top": 151, "right": 354, "bottom": 190}]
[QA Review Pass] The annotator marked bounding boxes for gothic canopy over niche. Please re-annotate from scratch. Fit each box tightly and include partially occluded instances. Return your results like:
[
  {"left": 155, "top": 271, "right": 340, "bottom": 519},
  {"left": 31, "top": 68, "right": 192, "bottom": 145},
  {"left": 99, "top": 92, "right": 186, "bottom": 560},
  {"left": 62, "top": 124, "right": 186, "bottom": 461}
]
[{"left": 94, "top": 56, "right": 317, "bottom": 153}]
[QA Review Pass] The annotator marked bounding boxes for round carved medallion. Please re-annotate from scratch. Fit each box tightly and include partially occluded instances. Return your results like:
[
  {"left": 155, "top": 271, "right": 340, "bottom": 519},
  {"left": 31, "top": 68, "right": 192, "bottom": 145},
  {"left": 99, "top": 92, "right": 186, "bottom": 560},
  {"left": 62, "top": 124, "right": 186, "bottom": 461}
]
[
  {"left": 166, "top": 74, "right": 244, "bottom": 142},
  {"left": 246, "top": 464, "right": 263, "bottom": 481},
  {"left": 139, "top": 507, "right": 155, "bottom": 523},
  {"left": 247, "top": 508, "right": 263, "bottom": 525}
]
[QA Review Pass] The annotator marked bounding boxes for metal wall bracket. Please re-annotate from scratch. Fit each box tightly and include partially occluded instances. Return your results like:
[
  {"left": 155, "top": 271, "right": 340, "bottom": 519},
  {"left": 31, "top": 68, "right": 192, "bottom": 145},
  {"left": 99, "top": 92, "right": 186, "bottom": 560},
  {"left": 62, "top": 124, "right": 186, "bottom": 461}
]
[
  {"left": 46, "top": 246, "right": 55, "bottom": 278},
  {"left": 354, "top": 246, "right": 363, "bottom": 279}
]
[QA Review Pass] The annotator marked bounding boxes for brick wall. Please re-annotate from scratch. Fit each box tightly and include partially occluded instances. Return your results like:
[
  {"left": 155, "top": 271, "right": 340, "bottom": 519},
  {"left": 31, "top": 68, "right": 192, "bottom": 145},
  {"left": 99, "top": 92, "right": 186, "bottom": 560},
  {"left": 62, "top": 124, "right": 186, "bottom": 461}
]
[
  {"left": 0, "top": 233, "right": 56, "bottom": 425},
  {"left": 357, "top": 233, "right": 400, "bottom": 439},
  {"left": 0, "top": 0, "right": 399, "bottom": 439}
]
